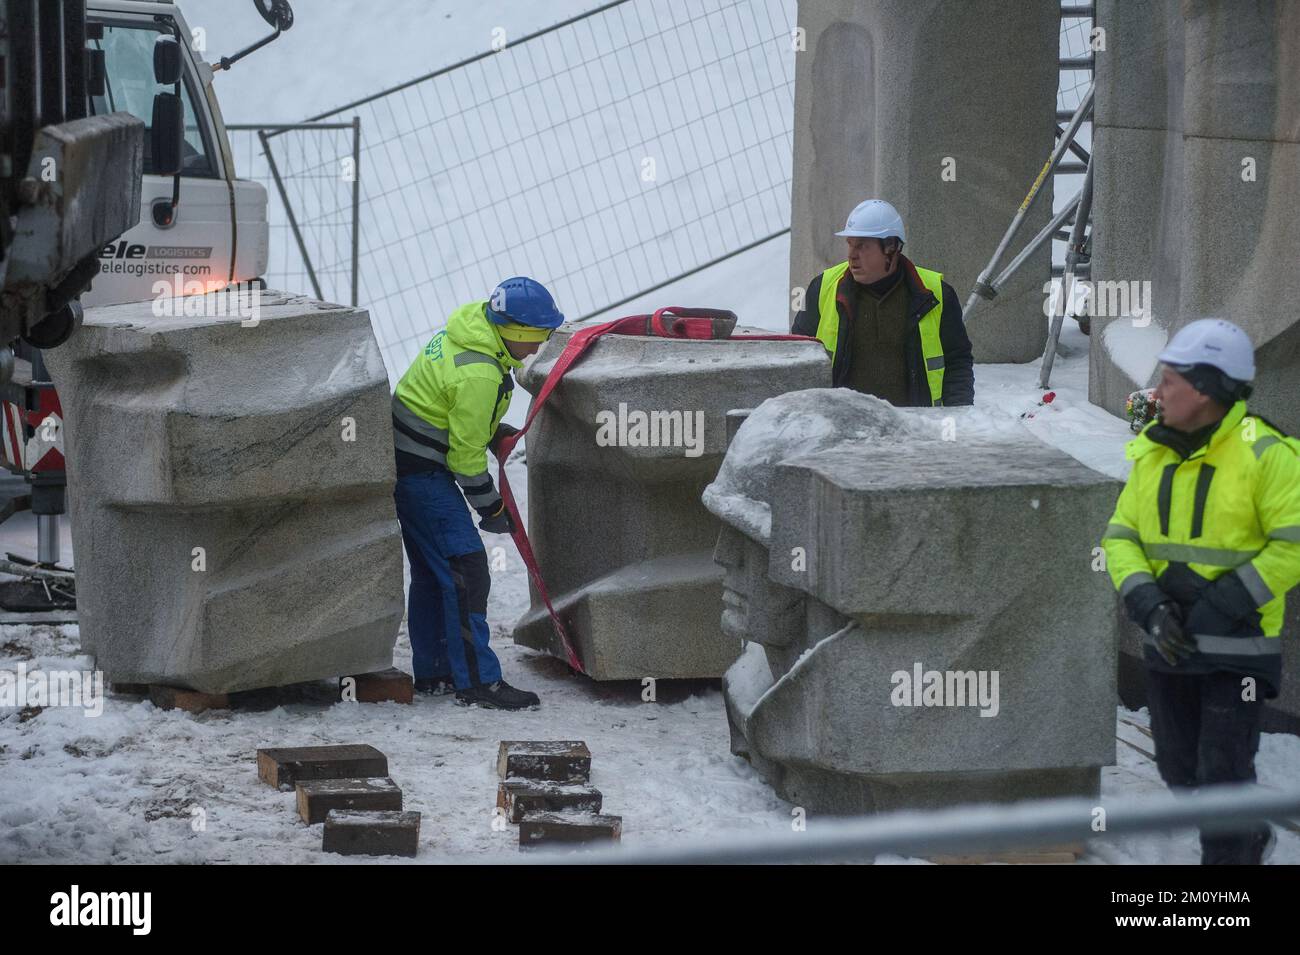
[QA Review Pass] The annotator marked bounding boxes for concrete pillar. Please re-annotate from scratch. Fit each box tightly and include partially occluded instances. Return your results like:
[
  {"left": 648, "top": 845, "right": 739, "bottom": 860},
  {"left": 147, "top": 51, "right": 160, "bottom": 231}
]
[
  {"left": 788, "top": 0, "right": 1059, "bottom": 362},
  {"left": 1087, "top": 0, "right": 1184, "bottom": 410},
  {"left": 46, "top": 291, "right": 405, "bottom": 694},
  {"left": 1181, "top": 0, "right": 1300, "bottom": 433},
  {"left": 1090, "top": 0, "right": 1300, "bottom": 435}
]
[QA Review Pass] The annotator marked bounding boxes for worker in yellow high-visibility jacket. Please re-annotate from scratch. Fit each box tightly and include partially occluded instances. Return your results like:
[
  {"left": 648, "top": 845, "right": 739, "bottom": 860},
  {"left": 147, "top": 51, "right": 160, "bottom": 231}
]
[
  {"left": 392, "top": 277, "right": 562, "bottom": 711},
  {"left": 1102, "top": 319, "right": 1300, "bottom": 865}
]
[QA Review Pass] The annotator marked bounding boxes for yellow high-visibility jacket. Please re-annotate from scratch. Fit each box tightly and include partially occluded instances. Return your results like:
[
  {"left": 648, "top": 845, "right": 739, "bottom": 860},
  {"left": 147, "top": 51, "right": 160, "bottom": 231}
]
[
  {"left": 392, "top": 301, "right": 521, "bottom": 515},
  {"left": 1102, "top": 400, "right": 1300, "bottom": 696}
]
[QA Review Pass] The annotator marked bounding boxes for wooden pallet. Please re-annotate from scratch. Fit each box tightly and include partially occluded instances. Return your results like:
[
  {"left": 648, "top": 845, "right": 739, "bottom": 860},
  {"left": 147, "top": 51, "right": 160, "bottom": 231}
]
[
  {"left": 111, "top": 669, "right": 414, "bottom": 713},
  {"left": 927, "top": 843, "right": 1083, "bottom": 865}
]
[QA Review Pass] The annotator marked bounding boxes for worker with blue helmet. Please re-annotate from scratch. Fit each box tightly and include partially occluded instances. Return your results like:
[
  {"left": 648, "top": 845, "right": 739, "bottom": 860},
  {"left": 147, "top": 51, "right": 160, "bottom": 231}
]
[{"left": 391, "top": 277, "right": 563, "bottom": 710}]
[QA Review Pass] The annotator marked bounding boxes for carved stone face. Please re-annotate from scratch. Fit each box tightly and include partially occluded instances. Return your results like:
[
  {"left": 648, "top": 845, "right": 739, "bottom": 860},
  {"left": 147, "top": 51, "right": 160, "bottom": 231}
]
[{"left": 714, "top": 522, "right": 804, "bottom": 649}]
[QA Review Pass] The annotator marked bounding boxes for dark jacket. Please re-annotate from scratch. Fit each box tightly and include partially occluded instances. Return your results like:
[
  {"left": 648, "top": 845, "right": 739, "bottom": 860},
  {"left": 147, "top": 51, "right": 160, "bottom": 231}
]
[{"left": 792, "top": 255, "right": 975, "bottom": 406}]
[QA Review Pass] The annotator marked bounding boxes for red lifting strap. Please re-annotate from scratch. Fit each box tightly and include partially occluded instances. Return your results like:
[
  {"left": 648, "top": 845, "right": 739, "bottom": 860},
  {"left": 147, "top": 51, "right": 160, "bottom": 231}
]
[{"left": 492, "top": 306, "right": 820, "bottom": 674}]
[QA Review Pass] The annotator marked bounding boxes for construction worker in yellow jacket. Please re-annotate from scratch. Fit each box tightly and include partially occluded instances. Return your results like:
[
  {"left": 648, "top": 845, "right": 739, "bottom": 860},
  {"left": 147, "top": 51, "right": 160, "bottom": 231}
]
[
  {"left": 391, "top": 277, "right": 562, "bottom": 710},
  {"left": 1102, "top": 318, "right": 1300, "bottom": 864}
]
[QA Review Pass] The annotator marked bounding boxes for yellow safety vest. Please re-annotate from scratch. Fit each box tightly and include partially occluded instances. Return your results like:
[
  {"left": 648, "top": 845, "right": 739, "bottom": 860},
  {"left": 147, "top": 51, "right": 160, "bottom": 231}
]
[{"left": 814, "top": 261, "right": 947, "bottom": 406}]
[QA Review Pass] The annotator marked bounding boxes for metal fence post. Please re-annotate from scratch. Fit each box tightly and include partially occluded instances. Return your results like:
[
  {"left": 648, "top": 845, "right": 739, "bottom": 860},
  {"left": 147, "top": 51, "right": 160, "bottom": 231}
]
[
  {"left": 351, "top": 116, "right": 361, "bottom": 308},
  {"left": 257, "top": 128, "right": 323, "bottom": 301}
]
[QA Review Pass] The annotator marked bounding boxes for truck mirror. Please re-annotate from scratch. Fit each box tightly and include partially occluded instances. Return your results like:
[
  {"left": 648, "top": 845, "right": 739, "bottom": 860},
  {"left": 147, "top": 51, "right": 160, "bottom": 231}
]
[
  {"left": 255, "top": 0, "right": 295, "bottom": 31},
  {"left": 153, "top": 35, "right": 183, "bottom": 86},
  {"left": 214, "top": 0, "right": 294, "bottom": 72},
  {"left": 151, "top": 91, "right": 184, "bottom": 176}
]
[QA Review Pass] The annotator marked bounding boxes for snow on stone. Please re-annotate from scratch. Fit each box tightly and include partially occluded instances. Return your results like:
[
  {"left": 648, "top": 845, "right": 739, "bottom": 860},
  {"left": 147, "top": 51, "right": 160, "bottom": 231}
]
[
  {"left": 722, "top": 642, "right": 773, "bottom": 719},
  {"left": 2, "top": 1, "right": 1292, "bottom": 863},
  {"left": 1102, "top": 318, "right": 1169, "bottom": 390},
  {"left": 747, "top": 622, "right": 857, "bottom": 719},
  {"left": 704, "top": 388, "right": 922, "bottom": 541}
]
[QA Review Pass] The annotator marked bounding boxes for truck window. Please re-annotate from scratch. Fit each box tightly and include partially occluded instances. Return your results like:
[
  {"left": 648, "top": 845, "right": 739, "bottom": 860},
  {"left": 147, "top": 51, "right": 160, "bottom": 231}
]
[{"left": 90, "top": 21, "right": 216, "bottom": 178}]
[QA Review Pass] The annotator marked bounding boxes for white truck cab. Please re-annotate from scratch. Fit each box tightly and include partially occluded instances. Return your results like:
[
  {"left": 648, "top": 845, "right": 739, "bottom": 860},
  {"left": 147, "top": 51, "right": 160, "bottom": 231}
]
[
  {"left": 0, "top": 1, "right": 293, "bottom": 578},
  {"left": 84, "top": 0, "right": 283, "bottom": 305}
]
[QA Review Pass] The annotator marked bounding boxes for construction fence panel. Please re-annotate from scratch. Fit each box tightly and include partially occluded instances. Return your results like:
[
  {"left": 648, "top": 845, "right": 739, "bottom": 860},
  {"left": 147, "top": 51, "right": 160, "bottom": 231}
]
[{"left": 235, "top": 0, "right": 798, "bottom": 385}]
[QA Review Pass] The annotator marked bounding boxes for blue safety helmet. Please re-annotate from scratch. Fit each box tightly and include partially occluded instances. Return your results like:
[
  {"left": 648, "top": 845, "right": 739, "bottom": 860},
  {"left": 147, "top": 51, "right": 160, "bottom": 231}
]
[{"left": 486, "top": 277, "right": 564, "bottom": 329}]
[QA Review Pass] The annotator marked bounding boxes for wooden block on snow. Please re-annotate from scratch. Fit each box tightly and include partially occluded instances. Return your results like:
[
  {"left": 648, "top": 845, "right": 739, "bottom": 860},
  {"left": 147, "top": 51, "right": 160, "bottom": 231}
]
[
  {"left": 341, "top": 667, "right": 413, "bottom": 704},
  {"left": 519, "top": 812, "right": 622, "bottom": 850},
  {"left": 322, "top": 810, "right": 421, "bottom": 857},
  {"left": 149, "top": 685, "right": 229, "bottom": 713},
  {"left": 296, "top": 777, "right": 402, "bottom": 825},
  {"left": 927, "top": 843, "right": 1083, "bottom": 865},
  {"left": 496, "top": 779, "right": 602, "bottom": 824},
  {"left": 496, "top": 740, "right": 591, "bottom": 783},
  {"left": 257, "top": 744, "right": 389, "bottom": 790}
]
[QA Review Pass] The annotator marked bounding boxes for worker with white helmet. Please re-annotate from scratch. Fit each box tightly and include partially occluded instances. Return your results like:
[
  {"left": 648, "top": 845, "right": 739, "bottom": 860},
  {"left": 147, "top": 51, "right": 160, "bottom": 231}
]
[
  {"left": 1102, "top": 318, "right": 1300, "bottom": 864},
  {"left": 791, "top": 198, "right": 974, "bottom": 406}
]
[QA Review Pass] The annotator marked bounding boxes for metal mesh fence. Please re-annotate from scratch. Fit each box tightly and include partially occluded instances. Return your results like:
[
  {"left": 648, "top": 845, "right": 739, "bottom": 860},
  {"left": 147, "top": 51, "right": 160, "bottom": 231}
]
[
  {"left": 1059, "top": 7, "right": 1096, "bottom": 115},
  {"left": 234, "top": 0, "right": 797, "bottom": 385},
  {"left": 226, "top": 122, "right": 359, "bottom": 306}
]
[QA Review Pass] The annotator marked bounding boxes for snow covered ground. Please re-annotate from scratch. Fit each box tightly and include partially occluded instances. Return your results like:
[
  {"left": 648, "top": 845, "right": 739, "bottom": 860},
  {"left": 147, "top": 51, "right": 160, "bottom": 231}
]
[
  {"left": 0, "top": 615, "right": 786, "bottom": 864},
  {"left": 1, "top": 2, "right": 1294, "bottom": 865},
  {"left": 4, "top": 318, "right": 1298, "bottom": 863}
]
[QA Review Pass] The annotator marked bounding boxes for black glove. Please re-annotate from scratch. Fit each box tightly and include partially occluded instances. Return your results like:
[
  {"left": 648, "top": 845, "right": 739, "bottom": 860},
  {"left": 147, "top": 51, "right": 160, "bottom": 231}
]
[
  {"left": 1121, "top": 579, "right": 1169, "bottom": 632},
  {"left": 478, "top": 504, "right": 515, "bottom": 535},
  {"left": 1145, "top": 602, "right": 1196, "bottom": 666},
  {"left": 489, "top": 423, "right": 520, "bottom": 456}
]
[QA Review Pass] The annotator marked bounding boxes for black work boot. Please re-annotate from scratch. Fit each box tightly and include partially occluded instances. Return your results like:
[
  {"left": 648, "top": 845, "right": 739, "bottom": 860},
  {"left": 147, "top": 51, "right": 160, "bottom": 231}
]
[
  {"left": 414, "top": 676, "right": 456, "bottom": 696},
  {"left": 455, "top": 680, "right": 540, "bottom": 710}
]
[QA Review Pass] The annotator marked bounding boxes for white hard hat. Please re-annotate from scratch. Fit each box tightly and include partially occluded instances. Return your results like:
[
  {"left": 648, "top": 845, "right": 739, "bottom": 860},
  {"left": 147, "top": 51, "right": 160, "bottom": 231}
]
[
  {"left": 835, "top": 199, "right": 905, "bottom": 241},
  {"left": 1157, "top": 318, "right": 1256, "bottom": 381}
]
